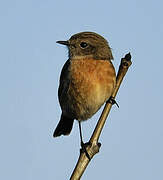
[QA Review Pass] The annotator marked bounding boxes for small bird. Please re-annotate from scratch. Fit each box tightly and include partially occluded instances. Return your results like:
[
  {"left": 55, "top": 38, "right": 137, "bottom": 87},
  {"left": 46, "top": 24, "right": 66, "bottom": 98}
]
[{"left": 53, "top": 32, "right": 116, "bottom": 147}]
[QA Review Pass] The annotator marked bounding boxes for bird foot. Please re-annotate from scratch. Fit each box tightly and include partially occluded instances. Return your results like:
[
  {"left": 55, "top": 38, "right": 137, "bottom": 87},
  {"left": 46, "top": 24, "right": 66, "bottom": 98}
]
[
  {"left": 80, "top": 141, "right": 91, "bottom": 160},
  {"left": 107, "top": 96, "right": 119, "bottom": 108}
]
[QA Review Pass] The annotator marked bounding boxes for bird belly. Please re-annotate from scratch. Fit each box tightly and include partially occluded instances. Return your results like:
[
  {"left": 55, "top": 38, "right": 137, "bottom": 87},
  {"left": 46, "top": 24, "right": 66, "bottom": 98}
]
[{"left": 67, "top": 59, "right": 116, "bottom": 121}]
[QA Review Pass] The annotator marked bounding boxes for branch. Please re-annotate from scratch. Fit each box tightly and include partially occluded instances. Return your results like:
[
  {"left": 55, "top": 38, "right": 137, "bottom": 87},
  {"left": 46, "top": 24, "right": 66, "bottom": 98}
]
[{"left": 70, "top": 53, "right": 132, "bottom": 180}]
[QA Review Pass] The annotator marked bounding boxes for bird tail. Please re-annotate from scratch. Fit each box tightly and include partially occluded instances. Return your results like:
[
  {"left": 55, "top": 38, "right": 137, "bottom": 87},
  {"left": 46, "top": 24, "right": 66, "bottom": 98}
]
[{"left": 53, "top": 114, "right": 74, "bottom": 137}]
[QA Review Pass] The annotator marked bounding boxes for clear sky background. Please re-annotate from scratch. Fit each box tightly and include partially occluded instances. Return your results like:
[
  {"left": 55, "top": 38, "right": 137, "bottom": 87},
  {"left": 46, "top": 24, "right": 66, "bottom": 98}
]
[{"left": 0, "top": 0, "right": 163, "bottom": 179}]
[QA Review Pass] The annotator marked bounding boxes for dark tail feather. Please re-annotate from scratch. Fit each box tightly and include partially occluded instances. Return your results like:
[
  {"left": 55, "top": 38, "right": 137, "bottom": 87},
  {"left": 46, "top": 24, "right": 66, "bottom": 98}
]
[{"left": 53, "top": 114, "right": 74, "bottom": 137}]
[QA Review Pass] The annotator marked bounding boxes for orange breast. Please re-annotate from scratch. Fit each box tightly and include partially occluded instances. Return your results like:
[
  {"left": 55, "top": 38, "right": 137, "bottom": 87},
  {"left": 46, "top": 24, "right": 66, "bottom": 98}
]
[{"left": 68, "top": 59, "right": 116, "bottom": 120}]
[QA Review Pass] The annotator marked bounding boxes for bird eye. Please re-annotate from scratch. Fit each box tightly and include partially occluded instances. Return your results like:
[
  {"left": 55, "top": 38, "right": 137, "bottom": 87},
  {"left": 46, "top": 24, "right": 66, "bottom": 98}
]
[{"left": 80, "top": 42, "right": 88, "bottom": 48}]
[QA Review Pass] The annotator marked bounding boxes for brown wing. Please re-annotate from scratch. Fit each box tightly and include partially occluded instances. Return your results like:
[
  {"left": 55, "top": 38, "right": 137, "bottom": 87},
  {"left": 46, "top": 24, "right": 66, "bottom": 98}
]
[{"left": 58, "top": 60, "right": 71, "bottom": 109}]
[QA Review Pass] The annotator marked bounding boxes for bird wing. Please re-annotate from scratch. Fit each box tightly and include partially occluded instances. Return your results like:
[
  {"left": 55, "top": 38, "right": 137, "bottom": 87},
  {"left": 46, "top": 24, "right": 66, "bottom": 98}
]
[{"left": 58, "top": 60, "right": 71, "bottom": 107}]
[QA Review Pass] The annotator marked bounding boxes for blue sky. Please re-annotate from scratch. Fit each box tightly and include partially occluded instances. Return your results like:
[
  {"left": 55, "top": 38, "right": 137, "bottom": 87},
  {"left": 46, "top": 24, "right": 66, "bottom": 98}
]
[{"left": 0, "top": 0, "right": 163, "bottom": 179}]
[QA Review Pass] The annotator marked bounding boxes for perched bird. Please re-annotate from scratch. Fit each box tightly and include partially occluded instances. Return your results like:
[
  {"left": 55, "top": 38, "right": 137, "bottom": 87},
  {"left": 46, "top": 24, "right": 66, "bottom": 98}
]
[{"left": 53, "top": 32, "right": 116, "bottom": 144}]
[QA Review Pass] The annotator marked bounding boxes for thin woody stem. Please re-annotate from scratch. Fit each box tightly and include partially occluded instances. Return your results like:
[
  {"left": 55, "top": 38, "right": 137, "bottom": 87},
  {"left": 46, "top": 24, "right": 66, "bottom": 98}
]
[
  {"left": 70, "top": 53, "right": 132, "bottom": 180},
  {"left": 90, "top": 53, "right": 132, "bottom": 144}
]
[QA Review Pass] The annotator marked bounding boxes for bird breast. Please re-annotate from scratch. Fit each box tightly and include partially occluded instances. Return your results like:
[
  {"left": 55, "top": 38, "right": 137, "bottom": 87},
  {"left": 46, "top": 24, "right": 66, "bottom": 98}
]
[{"left": 68, "top": 59, "right": 116, "bottom": 121}]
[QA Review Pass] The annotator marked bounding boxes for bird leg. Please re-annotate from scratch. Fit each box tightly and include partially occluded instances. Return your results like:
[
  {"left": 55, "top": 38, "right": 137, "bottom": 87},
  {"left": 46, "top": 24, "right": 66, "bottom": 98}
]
[{"left": 78, "top": 121, "right": 91, "bottom": 160}]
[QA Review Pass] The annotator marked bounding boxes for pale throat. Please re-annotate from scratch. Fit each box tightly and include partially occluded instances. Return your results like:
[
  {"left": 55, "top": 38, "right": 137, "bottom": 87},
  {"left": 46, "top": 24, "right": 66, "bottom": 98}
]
[{"left": 70, "top": 54, "right": 94, "bottom": 60}]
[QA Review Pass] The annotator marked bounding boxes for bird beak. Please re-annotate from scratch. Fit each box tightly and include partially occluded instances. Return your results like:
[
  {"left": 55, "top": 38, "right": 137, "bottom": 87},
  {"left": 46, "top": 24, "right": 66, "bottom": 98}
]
[{"left": 56, "top": 40, "right": 70, "bottom": 46}]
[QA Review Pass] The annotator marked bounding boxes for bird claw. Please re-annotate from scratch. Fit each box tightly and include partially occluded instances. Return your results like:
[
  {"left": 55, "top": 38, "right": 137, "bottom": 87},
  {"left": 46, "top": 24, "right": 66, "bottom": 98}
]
[
  {"left": 80, "top": 141, "right": 91, "bottom": 160},
  {"left": 107, "top": 96, "right": 119, "bottom": 108}
]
